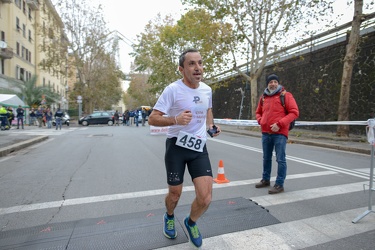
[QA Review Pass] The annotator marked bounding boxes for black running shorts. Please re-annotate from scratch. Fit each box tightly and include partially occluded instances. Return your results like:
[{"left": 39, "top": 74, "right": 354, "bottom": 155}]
[{"left": 165, "top": 137, "right": 212, "bottom": 186}]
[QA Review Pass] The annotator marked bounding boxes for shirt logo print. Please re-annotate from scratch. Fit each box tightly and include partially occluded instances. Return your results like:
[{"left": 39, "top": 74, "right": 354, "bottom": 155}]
[{"left": 193, "top": 96, "right": 200, "bottom": 104}]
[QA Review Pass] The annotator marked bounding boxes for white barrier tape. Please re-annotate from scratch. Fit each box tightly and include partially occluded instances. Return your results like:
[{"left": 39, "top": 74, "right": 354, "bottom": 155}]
[
  {"left": 150, "top": 125, "right": 168, "bottom": 135},
  {"left": 214, "top": 119, "right": 368, "bottom": 126}
]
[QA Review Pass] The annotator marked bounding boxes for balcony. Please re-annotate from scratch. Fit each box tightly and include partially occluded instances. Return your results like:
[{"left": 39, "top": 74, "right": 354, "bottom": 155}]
[
  {"left": 0, "top": 47, "right": 14, "bottom": 59},
  {"left": 26, "top": 0, "right": 39, "bottom": 10},
  {"left": 1, "top": 0, "right": 13, "bottom": 3}
]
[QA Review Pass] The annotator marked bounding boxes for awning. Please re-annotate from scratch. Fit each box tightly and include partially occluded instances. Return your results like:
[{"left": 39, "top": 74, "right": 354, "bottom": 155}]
[{"left": 0, "top": 94, "right": 29, "bottom": 108}]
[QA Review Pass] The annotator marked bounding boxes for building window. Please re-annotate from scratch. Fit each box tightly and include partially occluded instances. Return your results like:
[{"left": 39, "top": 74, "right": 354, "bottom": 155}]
[
  {"left": 28, "top": 30, "right": 32, "bottom": 42},
  {"left": 23, "top": 1, "right": 26, "bottom": 14},
  {"left": 16, "top": 66, "right": 25, "bottom": 81},
  {"left": 22, "top": 24, "right": 26, "bottom": 37},
  {"left": 28, "top": 7, "right": 32, "bottom": 20},
  {"left": 29, "top": 51, "right": 31, "bottom": 62},
  {"left": 43, "top": 78, "right": 46, "bottom": 87},
  {"left": 15, "top": 0, "right": 21, "bottom": 9},
  {"left": 16, "top": 66, "right": 20, "bottom": 79},
  {"left": 16, "top": 42, "right": 20, "bottom": 55},
  {"left": 16, "top": 18, "right": 20, "bottom": 32},
  {"left": 21, "top": 46, "right": 25, "bottom": 58},
  {"left": 1, "top": 59, "right": 4, "bottom": 75},
  {"left": 20, "top": 68, "right": 24, "bottom": 81}
]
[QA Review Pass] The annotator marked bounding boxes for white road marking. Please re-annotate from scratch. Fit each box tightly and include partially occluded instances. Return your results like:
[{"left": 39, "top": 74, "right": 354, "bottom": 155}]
[
  {"left": 8, "top": 127, "right": 81, "bottom": 136},
  {"left": 0, "top": 171, "right": 359, "bottom": 216},
  {"left": 156, "top": 207, "right": 375, "bottom": 250},
  {"left": 211, "top": 138, "right": 371, "bottom": 179}
]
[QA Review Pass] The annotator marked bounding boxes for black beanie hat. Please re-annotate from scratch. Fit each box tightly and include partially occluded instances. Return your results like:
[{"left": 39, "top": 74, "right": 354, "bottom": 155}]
[{"left": 266, "top": 74, "right": 279, "bottom": 84}]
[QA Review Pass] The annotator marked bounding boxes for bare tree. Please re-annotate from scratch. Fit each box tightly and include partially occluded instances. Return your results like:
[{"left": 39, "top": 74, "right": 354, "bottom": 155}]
[
  {"left": 183, "top": 0, "right": 334, "bottom": 119},
  {"left": 337, "top": 0, "right": 364, "bottom": 137},
  {"left": 52, "top": 0, "right": 122, "bottom": 113}
]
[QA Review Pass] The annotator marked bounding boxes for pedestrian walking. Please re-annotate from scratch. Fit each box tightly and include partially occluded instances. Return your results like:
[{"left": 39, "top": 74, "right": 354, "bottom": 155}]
[
  {"left": 54, "top": 108, "right": 64, "bottom": 130},
  {"left": 255, "top": 74, "right": 299, "bottom": 194},
  {"left": 29, "top": 108, "right": 36, "bottom": 126},
  {"left": 7, "top": 106, "right": 14, "bottom": 127},
  {"left": 45, "top": 108, "right": 53, "bottom": 129},
  {"left": 114, "top": 110, "right": 120, "bottom": 126},
  {"left": 36, "top": 107, "right": 43, "bottom": 128},
  {"left": 148, "top": 48, "right": 220, "bottom": 248},
  {"left": 16, "top": 105, "right": 24, "bottom": 129}
]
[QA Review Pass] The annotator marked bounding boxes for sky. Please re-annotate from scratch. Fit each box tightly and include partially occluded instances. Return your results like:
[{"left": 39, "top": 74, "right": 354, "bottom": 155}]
[
  {"left": 93, "top": 0, "right": 186, "bottom": 75},
  {"left": 89, "top": 0, "right": 373, "bottom": 80}
]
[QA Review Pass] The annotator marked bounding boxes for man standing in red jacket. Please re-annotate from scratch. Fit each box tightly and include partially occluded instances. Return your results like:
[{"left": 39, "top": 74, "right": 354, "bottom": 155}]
[{"left": 255, "top": 74, "right": 299, "bottom": 194}]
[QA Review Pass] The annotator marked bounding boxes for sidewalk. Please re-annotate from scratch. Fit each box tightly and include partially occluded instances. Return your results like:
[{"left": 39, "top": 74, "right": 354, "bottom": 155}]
[
  {"left": 0, "top": 123, "right": 372, "bottom": 158},
  {"left": 0, "top": 125, "right": 50, "bottom": 157}
]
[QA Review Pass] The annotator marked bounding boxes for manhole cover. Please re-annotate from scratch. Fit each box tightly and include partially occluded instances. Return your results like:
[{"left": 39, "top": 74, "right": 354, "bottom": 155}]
[{"left": 88, "top": 134, "right": 113, "bottom": 137}]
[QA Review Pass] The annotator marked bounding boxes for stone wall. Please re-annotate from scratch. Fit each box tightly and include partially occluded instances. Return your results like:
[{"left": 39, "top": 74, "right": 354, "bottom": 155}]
[{"left": 212, "top": 31, "right": 375, "bottom": 135}]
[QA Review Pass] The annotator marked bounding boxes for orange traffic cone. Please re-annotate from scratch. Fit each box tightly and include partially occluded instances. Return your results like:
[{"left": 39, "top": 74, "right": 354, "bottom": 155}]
[{"left": 213, "top": 160, "right": 229, "bottom": 184}]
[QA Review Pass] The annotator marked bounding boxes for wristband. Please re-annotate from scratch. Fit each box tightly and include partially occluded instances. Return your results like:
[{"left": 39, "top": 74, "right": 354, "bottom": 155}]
[{"left": 174, "top": 115, "right": 178, "bottom": 125}]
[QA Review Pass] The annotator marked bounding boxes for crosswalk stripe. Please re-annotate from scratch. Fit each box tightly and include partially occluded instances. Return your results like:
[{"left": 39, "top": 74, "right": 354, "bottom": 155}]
[
  {"left": 212, "top": 138, "right": 371, "bottom": 179},
  {"left": 157, "top": 207, "right": 375, "bottom": 250},
  {"left": 250, "top": 181, "right": 366, "bottom": 207},
  {"left": 7, "top": 127, "right": 80, "bottom": 136}
]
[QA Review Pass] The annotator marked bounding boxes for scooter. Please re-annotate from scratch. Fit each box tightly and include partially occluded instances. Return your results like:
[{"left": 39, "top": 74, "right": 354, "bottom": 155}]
[{"left": 52, "top": 113, "right": 70, "bottom": 126}]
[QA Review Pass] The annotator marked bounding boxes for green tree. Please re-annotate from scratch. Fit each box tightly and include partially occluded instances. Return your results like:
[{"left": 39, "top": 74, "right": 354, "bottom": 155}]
[
  {"left": 126, "top": 73, "right": 158, "bottom": 108},
  {"left": 5, "top": 76, "right": 60, "bottom": 108},
  {"left": 132, "top": 9, "right": 232, "bottom": 93},
  {"left": 182, "top": 0, "right": 334, "bottom": 119}
]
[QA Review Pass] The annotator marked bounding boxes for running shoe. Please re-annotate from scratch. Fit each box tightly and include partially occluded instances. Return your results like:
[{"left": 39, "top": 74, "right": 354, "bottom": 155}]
[
  {"left": 184, "top": 216, "right": 202, "bottom": 248},
  {"left": 163, "top": 213, "right": 177, "bottom": 239}
]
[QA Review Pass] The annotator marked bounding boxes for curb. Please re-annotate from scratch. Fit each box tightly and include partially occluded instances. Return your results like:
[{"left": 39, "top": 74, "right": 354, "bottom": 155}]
[{"left": 0, "top": 136, "right": 49, "bottom": 157}]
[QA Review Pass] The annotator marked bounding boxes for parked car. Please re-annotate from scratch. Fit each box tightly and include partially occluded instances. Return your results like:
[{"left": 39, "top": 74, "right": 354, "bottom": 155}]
[
  {"left": 79, "top": 111, "right": 114, "bottom": 126},
  {"left": 93, "top": 110, "right": 123, "bottom": 124}
]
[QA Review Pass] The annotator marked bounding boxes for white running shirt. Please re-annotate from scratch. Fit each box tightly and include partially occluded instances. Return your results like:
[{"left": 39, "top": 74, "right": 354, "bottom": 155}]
[{"left": 153, "top": 79, "right": 212, "bottom": 139}]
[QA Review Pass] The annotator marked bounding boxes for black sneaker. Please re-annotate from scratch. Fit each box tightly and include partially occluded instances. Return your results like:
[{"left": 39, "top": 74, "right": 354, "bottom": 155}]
[
  {"left": 163, "top": 213, "right": 177, "bottom": 239},
  {"left": 255, "top": 179, "right": 270, "bottom": 188},
  {"left": 268, "top": 184, "right": 284, "bottom": 194}
]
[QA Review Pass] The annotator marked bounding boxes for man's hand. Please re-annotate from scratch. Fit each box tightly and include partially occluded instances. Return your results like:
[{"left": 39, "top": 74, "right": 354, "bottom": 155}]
[
  {"left": 176, "top": 110, "right": 192, "bottom": 125},
  {"left": 270, "top": 123, "right": 280, "bottom": 132}
]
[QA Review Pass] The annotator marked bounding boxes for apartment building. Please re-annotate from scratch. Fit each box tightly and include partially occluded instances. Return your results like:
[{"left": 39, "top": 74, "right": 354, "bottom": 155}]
[{"left": 0, "top": 0, "right": 68, "bottom": 108}]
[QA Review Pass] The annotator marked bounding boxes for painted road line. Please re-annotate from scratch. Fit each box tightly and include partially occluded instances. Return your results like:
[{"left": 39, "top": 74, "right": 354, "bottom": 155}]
[
  {"left": 211, "top": 138, "right": 371, "bottom": 179},
  {"left": 250, "top": 181, "right": 367, "bottom": 207},
  {"left": 0, "top": 171, "right": 353, "bottom": 216}
]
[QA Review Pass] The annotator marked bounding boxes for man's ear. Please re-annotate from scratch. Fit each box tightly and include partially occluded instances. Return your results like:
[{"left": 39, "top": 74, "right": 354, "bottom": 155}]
[{"left": 178, "top": 65, "right": 183, "bottom": 75}]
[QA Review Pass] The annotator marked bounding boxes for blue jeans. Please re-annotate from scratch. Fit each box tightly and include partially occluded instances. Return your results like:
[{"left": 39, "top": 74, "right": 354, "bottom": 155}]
[
  {"left": 56, "top": 118, "right": 62, "bottom": 130},
  {"left": 17, "top": 117, "right": 24, "bottom": 129},
  {"left": 261, "top": 133, "right": 287, "bottom": 186}
]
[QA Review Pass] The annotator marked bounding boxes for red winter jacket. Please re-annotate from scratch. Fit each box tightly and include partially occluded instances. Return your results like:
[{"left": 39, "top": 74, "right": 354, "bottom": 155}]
[{"left": 256, "top": 88, "right": 299, "bottom": 138}]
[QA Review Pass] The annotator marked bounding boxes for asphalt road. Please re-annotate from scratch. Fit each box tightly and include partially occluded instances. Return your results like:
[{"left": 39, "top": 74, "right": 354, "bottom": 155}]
[{"left": 0, "top": 124, "right": 374, "bottom": 249}]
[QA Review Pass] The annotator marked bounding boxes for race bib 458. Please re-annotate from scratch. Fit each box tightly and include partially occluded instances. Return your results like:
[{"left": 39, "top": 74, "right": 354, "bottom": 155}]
[{"left": 175, "top": 131, "right": 206, "bottom": 152}]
